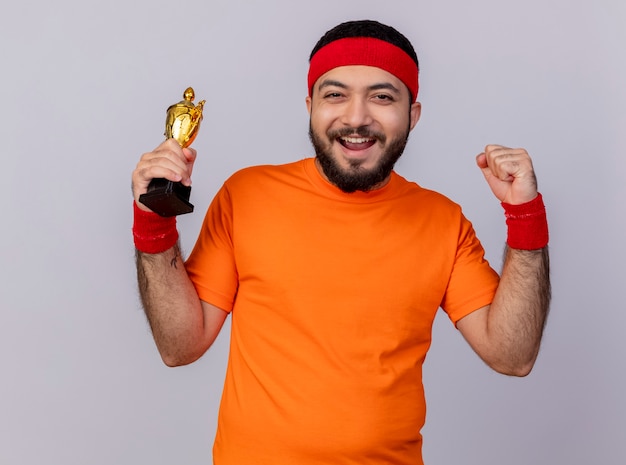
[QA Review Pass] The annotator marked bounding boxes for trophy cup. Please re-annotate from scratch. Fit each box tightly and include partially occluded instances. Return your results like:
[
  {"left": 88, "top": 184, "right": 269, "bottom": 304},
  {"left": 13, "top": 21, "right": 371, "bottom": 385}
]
[{"left": 139, "top": 87, "right": 206, "bottom": 217}]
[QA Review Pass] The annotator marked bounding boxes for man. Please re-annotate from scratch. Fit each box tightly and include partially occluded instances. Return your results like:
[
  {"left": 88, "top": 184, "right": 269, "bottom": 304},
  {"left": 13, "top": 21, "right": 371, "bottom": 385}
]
[{"left": 132, "top": 20, "right": 550, "bottom": 465}]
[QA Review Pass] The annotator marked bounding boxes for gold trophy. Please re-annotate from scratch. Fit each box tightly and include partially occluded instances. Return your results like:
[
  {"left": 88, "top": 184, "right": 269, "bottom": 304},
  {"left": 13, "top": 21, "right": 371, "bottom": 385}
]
[{"left": 139, "top": 87, "right": 206, "bottom": 217}]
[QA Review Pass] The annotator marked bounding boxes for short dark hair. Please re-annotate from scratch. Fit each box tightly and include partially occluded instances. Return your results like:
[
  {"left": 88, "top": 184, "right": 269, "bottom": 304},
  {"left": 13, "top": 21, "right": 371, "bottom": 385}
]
[{"left": 309, "top": 20, "right": 419, "bottom": 69}]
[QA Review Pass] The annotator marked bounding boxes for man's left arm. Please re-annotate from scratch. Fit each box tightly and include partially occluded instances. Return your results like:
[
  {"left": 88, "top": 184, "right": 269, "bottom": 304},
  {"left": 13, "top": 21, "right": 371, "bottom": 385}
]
[{"left": 456, "top": 145, "right": 551, "bottom": 377}]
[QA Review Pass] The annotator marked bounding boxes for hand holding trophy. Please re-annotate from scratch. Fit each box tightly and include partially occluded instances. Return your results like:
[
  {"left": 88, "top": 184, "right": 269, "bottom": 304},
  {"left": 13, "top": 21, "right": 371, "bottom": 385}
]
[{"left": 139, "top": 87, "right": 206, "bottom": 217}]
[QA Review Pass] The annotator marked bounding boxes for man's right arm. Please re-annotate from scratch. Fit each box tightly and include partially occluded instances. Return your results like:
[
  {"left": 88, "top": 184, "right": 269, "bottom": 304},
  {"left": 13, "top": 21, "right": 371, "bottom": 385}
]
[
  {"left": 135, "top": 245, "right": 228, "bottom": 367},
  {"left": 132, "top": 139, "right": 228, "bottom": 366}
]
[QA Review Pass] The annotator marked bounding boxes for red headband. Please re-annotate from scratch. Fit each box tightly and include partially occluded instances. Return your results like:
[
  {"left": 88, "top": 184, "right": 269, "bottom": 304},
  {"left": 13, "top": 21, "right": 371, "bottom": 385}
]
[{"left": 308, "top": 37, "right": 419, "bottom": 102}]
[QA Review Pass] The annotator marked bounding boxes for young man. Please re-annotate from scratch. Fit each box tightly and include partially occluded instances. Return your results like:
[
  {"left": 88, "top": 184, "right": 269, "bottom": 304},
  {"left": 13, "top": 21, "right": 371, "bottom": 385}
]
[{"left": 132, "top": 20, "right": 550, "bottom": 465}]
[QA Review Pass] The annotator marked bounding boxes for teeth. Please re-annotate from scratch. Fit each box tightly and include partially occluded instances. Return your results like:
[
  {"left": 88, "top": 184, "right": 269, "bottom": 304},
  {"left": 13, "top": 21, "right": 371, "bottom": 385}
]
[{"left": 341, "top": 136, "right": 372, "bottom": 144}]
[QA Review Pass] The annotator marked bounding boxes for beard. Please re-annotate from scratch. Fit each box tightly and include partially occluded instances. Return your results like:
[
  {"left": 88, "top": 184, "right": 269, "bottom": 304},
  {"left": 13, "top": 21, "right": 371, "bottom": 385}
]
[{"left": 309, "top": 122, "right": 410, "bottom": 193}]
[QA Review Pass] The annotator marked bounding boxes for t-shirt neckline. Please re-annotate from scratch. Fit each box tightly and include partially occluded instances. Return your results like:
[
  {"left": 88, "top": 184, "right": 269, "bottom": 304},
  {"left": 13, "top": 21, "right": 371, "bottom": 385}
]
[{"left": 302, "top": 157, "right": 400, "bottom": 203}]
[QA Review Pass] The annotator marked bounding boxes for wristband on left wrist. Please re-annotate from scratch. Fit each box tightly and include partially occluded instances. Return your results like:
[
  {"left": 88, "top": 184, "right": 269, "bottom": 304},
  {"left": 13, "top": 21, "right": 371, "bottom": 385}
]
[{"left": 501, "top": 193, "right": 549, "bottom": 250}]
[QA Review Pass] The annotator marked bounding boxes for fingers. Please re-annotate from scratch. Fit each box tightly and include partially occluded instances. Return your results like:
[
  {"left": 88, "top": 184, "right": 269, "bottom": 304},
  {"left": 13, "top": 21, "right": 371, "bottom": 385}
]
[
  {"left": 182, "top": 147, "right": 197, "bottom": 177},
  {"left": 478, "top": 145, "right": 535, "bottom": 181},
  {"left": 476, "top": 144, "right": 538, "bottom": 204},
  {"left": 131, "top": 139, "right": 197, "bottom": 204}
]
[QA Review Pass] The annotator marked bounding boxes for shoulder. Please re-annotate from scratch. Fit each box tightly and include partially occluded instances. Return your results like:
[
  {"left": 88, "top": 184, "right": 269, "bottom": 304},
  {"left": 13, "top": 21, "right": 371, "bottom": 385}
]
[
  {"left": 224, "top": 159, "right": 307, "bottom": 188},
  {"left": 391, "top": 172, "right": 463, "bottom": 214},
  {"left": 218, "top": 160, "right": 312, "bottom": 204}
]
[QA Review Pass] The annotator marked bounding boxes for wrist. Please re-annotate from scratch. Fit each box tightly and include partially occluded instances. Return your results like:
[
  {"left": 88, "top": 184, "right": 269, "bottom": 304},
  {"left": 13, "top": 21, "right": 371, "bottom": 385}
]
[
  {"left": 132, "top": 201, "right": 179, "bottom": 254},
  {"left": 501, "top": 193, "right": 549, "bottom": 250}
]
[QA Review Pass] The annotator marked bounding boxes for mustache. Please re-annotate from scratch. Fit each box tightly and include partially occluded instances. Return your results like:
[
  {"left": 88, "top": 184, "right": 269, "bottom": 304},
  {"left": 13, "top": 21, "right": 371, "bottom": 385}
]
[{"left": 327, "top": 126, "right": 386, "bottom": 143}]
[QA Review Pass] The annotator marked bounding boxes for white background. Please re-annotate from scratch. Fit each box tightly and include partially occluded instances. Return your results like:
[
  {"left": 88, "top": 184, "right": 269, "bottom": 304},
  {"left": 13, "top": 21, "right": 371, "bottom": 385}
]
[{"left": 1, "top": 0, "right": 624, "bottom": 464}]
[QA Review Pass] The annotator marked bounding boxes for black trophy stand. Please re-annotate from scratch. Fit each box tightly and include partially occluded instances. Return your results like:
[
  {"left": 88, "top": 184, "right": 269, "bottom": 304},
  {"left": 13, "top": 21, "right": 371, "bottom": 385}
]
[{"left": 138, "top": 178, "right": 194, "bottom": 217}]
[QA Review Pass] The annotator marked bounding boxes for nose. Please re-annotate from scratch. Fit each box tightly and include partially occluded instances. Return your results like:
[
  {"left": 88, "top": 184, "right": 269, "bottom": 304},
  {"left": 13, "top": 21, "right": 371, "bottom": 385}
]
[{"left": 340, "top": 97, "right": 373, "bottom": 128}]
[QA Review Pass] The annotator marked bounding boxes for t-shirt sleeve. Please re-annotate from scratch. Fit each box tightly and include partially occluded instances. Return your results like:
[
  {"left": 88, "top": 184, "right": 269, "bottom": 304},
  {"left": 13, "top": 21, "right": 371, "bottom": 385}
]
[
  {"left": 185, "top": 184, "right": 239, "bottom": 312},
  {"left": 440, "top": 214, "right": 500, "bottom": 325}
]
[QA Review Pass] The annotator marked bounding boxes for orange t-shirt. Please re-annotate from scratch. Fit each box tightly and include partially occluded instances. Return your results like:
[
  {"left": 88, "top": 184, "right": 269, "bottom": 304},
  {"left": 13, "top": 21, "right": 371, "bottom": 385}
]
[{"left": 185, "top": 158, "right": 499, "bottom": 464}]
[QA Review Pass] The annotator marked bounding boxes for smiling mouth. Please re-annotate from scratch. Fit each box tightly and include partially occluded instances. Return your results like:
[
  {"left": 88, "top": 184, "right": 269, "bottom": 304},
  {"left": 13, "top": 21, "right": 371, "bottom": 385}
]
[{"left": 338, "top": 136, "right": 377, "bottom": 151}]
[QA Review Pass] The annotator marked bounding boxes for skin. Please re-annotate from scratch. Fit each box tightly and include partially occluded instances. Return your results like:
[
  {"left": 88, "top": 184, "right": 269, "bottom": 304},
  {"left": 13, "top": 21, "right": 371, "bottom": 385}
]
[
  {"left": 458, "top": 145, "right": 550, "bottom": 376},
  {"left": 306, "top": 67, "right": 550, "bottom": 376},
  {"left": 133, "top": 140, "right": 228, "bottom": 366},
  {"left": 306, "top": 65, "right": 421, "bottom": 191},
  {"left": 133, "top": 65, "right": 550, "bottom": 375}
]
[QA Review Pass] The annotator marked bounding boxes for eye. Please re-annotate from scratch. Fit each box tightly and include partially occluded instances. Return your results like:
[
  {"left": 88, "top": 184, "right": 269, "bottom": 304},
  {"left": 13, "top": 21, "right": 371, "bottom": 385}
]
[
  {"left": 373, "top": 94, "right": 395, "bottom": 102},
  {"left": 323, "top": 92, "right": 343, "bottom": 99}
]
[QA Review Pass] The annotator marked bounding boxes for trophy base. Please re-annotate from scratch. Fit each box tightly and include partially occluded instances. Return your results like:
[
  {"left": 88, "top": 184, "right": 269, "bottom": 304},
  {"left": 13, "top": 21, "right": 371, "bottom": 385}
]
[{"left": 138, "top": 178, "right": 194, "bottom": 217}]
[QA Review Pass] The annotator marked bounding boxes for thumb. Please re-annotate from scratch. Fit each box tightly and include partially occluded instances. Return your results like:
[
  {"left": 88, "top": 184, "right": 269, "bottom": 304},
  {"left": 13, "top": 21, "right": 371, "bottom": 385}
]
[
  {"left": 475, "top": 152, "right": 487, "bottom": 169},
  {"left": 475, "top": 152, "right": 492, "bottom": 179}
]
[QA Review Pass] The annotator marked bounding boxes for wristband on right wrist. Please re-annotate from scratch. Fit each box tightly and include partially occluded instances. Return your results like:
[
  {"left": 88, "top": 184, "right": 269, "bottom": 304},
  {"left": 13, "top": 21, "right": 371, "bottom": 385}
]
[
  {"left": 132, "top": 201, "right": 179, "bottom": 254},
  {"left": 501, "top": 193, "right": 549, "bottom": 250}
]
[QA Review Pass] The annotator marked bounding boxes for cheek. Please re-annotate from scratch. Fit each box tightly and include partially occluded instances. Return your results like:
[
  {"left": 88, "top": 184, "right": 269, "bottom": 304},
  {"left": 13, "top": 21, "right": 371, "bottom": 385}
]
[
  {"left": 310, "top": 107, "right": 339, "bottom": 133},
  {"left": 380, "top": 112, "right": 410, "bottom": 135}
]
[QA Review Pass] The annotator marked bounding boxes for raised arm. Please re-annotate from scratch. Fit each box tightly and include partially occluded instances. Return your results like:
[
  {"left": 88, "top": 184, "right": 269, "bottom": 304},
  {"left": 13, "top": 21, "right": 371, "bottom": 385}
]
[
  {"left": 132, "top": 139, "right": 227, "bottom": 367},
  {"left": 457, "top": 145, "right": 551, "bottom": 377}
]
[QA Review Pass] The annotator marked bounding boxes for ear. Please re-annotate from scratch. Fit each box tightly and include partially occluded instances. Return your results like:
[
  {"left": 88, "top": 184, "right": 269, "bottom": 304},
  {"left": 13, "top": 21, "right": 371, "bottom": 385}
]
[
  {"left": 409, "top": 101, "right": 422, "bottom": 131},
  {"left": 305, "top": 95, "right": 312, "bottom": 115}
]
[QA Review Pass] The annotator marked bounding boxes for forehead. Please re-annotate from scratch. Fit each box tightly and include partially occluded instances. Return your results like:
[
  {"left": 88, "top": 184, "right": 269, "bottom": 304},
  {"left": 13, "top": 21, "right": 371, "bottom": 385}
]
[{"left": 314, "top": 65, "right": 409, "bottom": 97}]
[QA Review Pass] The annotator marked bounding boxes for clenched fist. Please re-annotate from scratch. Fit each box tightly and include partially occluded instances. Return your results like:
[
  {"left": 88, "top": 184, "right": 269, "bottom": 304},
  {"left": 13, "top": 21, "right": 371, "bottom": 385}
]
[
  {"left": 476, "top": 145, "right": 538, "bottom": 205},
  {"left": 131, "top": 138, "right": 198, "bottom": 212}
]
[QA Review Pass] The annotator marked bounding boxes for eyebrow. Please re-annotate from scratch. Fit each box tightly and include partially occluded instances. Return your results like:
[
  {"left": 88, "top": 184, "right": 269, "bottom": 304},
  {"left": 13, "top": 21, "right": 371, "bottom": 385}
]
[
  {"left": 317, "top": 79, "right": 402, "bottom": 95},
  {"left": 318, "top": 79, "right": 348, "bottom": 90}
]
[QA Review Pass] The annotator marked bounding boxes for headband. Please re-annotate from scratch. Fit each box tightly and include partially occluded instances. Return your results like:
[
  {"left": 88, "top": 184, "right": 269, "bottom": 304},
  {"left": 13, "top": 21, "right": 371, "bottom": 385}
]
[{"left": 308, "top": 37, "right": 419, "bottom": 102}]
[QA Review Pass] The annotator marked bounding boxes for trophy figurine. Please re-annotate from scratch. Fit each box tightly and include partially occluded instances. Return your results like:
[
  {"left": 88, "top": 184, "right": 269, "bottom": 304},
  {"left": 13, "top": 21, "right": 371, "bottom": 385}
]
[{"left": 139, "top": 87, "right": 206, "bottom": 217}]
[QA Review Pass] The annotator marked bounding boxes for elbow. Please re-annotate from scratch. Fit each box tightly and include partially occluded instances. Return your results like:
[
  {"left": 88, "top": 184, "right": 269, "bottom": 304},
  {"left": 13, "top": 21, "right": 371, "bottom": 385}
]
[
  {"left": 498, "top": 362, "right": 534, "bottom": 378},
  {"left": 155, "top": 333, "right": 215, "bottom": 367},
  {"left": 162, "top": 356, "right": 189, "bottom": 368},
  {"left": 490, "top": 355, "right": 538, "bottom": 377},
  {"left": 159, "top": 349, "right": 202, "bottom": 368},
  {"left": 154, "top": 335, "right": 210, "bottom": 367}
]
